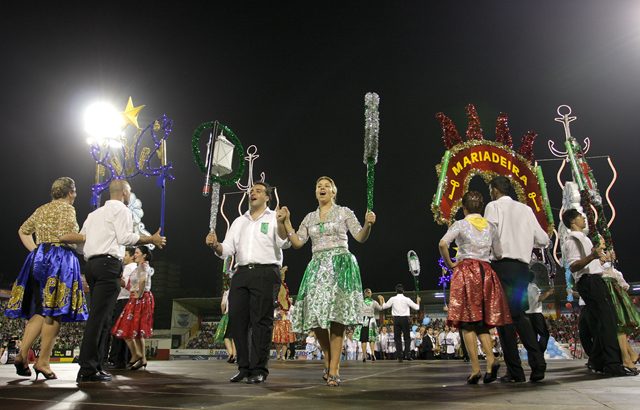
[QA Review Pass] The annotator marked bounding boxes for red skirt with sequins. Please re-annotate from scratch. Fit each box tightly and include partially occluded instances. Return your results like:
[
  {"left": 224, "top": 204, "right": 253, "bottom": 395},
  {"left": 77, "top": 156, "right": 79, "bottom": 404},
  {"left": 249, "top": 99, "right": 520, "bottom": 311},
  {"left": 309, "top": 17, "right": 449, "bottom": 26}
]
[
  {"left": 447, "top": 259, "right": 512, "bottom": 328},
  {"left": 112, "top": 291, "right": 155, "bottom": 339},
  {"left": 272, "top": 319, "right": 296, "bottom": 343}
]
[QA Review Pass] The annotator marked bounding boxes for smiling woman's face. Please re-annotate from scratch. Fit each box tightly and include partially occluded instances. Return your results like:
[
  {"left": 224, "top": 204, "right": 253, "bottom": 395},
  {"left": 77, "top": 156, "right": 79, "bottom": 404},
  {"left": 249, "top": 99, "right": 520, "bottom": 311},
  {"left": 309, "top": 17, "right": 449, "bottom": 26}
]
[{"left": 315, "top": 178, "right": 336, "bottom": 204}]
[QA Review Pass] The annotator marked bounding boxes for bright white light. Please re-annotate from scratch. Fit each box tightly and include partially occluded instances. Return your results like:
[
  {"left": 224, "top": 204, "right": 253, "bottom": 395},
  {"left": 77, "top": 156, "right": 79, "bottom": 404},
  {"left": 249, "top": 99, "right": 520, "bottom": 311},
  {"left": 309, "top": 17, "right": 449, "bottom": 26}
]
[
  {"left": 434, "top": 292, "right": 445, "bottom": 298},
  {"left": 108, "top": 139, "right": 124, "bottom": 149},
  {"left": 84, "top": 102, "right": 124, "bottom": 144}
]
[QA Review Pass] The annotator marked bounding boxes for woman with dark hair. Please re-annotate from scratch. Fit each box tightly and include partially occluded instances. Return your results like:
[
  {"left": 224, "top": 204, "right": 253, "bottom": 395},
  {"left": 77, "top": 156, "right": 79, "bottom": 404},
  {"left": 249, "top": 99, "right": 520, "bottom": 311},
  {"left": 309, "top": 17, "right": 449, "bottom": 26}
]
[
  {"left": 112, "top": 245, "right": 155, "bottom": 370},
  {"left": 439, "top": 191, "right": 511, "bottom": 384},
  {"left": 279, "top": 176, "right": 376, "bottom": 386},
  {"left": 5, "top": 177, "right": 88, "bottom": 380}
]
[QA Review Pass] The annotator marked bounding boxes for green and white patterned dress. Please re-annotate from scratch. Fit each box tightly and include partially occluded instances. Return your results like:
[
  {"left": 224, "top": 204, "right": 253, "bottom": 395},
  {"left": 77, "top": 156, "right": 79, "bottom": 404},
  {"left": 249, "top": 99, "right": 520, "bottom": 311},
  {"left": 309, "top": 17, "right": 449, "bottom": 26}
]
[{"left": 292, "top": 205, "right": 364, "bottom": 332}]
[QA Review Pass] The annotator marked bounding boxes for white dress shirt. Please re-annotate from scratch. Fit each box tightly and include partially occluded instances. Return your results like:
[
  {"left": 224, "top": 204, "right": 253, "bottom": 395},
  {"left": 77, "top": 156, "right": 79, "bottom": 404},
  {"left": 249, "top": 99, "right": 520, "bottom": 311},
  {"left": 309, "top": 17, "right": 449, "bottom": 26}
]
[
  {"left": 602, "top": 264, "right": 629, "bottom": 291},
  {"left": 525, "top": 283, "right": 543, "bottom": 314},
  {"left": 80, "top": 200, "right": 140, "bottom": 260},
  {"left": 218, "top": 208, "right": 289, "bottom": 266},
  {"left": 562, "top": 231, "right": 603, "bottom": 283},
  {"left": 381, "top": 294, "right": 420, "bottom": 316},
  {"left": 484, "top": 196, "right": 550, "bottom": 263},
  {"left": 117, "top": 262, "right": 136, "bottom": 300}
]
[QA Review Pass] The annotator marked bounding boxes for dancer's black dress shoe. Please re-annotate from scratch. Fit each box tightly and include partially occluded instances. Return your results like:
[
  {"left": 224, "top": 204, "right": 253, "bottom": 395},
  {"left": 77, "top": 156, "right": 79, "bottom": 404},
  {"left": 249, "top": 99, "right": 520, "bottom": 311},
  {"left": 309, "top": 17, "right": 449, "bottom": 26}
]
[
  {"left": 499, "top": 374, "right": 525, "bottom": 383},
  {"left": 530, "top": 370, "right": 545, "bottom": 382},
  {"left": 76, "top": 372, "right": 112, "bottom": 383},
  {"left": 483, "top": 363, "right": 500, "bottom": 384},
  {"left": 229, "top": 371, "right": 249, "bottom": 383},
  {"left": 246, "top": 373, "right": 267, "bottom": 384},
  {"left": 586, "top": 362, "right": 603, "bottom": 373}
]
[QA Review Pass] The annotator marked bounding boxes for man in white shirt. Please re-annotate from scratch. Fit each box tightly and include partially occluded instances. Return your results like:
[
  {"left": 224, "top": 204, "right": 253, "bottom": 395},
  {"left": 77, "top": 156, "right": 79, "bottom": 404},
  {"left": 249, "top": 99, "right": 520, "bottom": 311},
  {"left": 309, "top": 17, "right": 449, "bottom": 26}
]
[
  {"left": 105, "top": 247, "right": 136, "bottom": 369},
  {"left": 561, "top": 209, "right": 634, "bottom": 377},
  {"left": 77, "top": 180, "right": 166, "bottom": 383},
  {"left": 484, "top": 176, "right": 549, "bottom": 383},
  {"left": 206, "top": 182, "right": 289, "bottom": 384},
  {"left": 379, "top": 284, "right": 421, "bottom": 362}
]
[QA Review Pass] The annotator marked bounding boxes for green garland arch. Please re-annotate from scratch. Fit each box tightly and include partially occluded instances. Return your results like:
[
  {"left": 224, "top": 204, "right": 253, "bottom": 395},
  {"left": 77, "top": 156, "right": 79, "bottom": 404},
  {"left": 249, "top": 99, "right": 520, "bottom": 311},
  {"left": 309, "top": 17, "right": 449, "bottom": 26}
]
[{"left": 192, "top": 120, "right": 245, "bottom": 186}]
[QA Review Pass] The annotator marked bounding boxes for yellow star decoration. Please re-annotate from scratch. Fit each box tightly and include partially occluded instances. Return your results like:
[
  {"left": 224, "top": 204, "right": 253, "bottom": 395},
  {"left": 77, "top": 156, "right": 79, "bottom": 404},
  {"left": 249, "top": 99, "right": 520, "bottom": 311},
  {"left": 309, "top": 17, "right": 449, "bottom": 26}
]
[{"left": 122, "top": 96, "right": 145, "bottom": 129}]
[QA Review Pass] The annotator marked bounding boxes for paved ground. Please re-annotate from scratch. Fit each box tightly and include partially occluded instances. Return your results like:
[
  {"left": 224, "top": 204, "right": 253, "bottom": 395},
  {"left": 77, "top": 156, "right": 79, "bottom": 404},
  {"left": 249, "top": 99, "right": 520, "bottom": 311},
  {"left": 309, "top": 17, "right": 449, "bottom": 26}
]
[{"left": 1, "top": 359, "right": 639, "bottom": 409}]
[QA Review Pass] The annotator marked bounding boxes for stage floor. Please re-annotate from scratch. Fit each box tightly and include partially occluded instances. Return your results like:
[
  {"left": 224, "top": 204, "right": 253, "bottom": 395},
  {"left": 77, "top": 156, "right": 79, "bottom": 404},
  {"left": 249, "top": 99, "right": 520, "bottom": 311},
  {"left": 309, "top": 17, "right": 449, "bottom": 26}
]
[{"left": 1, "top": 359, "right": 639, "bottom": 409}]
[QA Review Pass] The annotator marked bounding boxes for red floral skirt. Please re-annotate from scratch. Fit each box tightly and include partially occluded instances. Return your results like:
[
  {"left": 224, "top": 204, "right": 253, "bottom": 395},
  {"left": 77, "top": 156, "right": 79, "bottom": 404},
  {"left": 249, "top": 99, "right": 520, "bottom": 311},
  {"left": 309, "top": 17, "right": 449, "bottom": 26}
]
[
  {"left": 272, "top": 319, "right": 296, "bottom": 343},
  {"left": 112, "top": 291, "right": 155, "bottom": 339},
  {"left": 447, "top": 259, "right": 512, "bottom": 328}
]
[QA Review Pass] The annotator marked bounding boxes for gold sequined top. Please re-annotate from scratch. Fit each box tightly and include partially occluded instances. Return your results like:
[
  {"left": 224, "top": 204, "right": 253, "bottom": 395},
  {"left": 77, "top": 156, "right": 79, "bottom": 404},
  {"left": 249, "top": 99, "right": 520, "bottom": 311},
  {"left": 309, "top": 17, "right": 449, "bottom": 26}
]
[{"left": 20, "top": 201, "right": 79, "bottom": 244}]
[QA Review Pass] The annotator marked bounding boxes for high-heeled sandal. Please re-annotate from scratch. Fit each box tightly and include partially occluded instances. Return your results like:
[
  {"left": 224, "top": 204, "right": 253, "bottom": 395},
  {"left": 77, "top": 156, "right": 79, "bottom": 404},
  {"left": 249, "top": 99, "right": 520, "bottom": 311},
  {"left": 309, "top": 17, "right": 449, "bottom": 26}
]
[
  {"left": 14, "top": 359, "right": 31, "bottom": 377},
  {"left": 483, "top": 363, "right": 500, "bottom": 384},
  {"left": 33, "top": 366, "right": 57, "bottom": 380},
  {"left": 326, "top": 375, "right": 340, "bottom": 387},
  {"left": 467, "top": 372, "right": 482, "bottom": 384},
  {"left": 129, "top": 359, "right": 145, "bottom": 371},
  {"left": 226, "top": 355, "right": 235, "bottom": 363}
]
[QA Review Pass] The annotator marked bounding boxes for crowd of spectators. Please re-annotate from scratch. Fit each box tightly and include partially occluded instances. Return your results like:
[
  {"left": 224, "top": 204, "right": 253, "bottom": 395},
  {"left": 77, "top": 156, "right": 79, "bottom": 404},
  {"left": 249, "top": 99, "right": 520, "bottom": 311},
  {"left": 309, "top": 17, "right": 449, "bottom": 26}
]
[
  {"left": 185, "top": 322, "right": 219, "bottom": 349},
  {"left": 1, "top": 300, "right": 85, "bottom": 353}
]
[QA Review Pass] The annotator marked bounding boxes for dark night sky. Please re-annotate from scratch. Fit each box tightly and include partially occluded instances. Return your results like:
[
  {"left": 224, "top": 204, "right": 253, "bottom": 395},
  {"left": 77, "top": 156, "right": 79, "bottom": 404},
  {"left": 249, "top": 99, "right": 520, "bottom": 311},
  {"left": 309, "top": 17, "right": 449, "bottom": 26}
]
[{"left": 1, "top": 1, "right": 639, "bottom": 297}]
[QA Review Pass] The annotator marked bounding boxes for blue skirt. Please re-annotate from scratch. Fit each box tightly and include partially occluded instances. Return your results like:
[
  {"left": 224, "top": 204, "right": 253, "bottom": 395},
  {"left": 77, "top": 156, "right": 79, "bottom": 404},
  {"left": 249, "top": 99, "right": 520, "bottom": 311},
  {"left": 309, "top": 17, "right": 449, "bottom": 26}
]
[{"left": 5, "top": 244, "right": 88, "bottom": 322}]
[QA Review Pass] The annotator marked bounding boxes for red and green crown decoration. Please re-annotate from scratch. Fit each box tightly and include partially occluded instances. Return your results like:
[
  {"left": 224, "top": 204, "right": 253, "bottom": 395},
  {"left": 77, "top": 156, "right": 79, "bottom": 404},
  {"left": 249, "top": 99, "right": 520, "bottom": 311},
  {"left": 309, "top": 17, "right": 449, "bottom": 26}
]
[{"left": 431, "top": 104, "right": 554, "bottom": 233}]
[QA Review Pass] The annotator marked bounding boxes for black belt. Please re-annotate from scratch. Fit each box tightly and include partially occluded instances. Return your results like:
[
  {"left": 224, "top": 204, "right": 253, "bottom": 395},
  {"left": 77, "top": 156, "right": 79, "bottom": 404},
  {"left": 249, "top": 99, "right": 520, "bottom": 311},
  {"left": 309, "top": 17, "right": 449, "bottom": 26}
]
[
  {"left": 88, "top": 254, "right": 120, "bottom": 261},
  {"left": 237, "top": 263, "right": 278, "bottom": 270},
  {"left": 493, "top": 258, "right": 527, "bottom": 265}
]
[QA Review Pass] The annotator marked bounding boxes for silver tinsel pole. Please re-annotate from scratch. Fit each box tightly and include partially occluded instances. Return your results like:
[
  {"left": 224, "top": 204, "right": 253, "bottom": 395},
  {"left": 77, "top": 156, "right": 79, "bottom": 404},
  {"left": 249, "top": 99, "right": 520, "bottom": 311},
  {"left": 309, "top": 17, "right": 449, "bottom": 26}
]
[{"left": 363, "top": 92, "right": 380, "bottom": 211}]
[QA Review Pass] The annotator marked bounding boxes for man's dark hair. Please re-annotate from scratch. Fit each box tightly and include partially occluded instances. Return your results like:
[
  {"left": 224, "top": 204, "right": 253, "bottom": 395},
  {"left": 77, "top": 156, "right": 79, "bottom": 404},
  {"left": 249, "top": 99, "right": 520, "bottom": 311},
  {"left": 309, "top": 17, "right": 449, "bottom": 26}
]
[
  {"left": 489, "top": 176, "right": 512, "bottom": 195},
  {"left": 562, "top": 208, "right": 581, "bottom": 229},
  {"left": 253, "top": 181, "right": 273, "bottom": 203},
  {"left": 125, "top": 247, "right": 136, "bottom": 258},
  {"left": 395, "top": 283, "right": 404, "bottom": 294}
]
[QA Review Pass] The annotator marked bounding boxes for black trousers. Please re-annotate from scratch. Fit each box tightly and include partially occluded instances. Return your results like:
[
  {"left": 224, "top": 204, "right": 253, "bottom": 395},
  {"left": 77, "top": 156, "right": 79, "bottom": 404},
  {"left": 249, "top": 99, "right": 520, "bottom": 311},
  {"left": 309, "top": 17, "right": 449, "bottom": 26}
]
[
  {"left": 526, "top": 312, "right": 550, "bottom": 354},
  {"left": 576, "top": 274, "right": 622, "bottom": 370},
  {"left": 78, "top": 256, "right": 122, "bottom": 376},
  {"left": 229, "top": 265, "right": 280, "bottom": 376},
  {"left": 286, "top": 342, "right": 296, "bottom": 359},
  {"left": 578, "top": 305, "right": 594, "bottom": 358},
  {"left": 107, "top": 298, "right": 130, "bottom": 365},
  {"left": 492, "top": 259, "right": 545, "bottom": 380},
  {"left": 393, "top": 316, "right": 411, "bottom": 359}
]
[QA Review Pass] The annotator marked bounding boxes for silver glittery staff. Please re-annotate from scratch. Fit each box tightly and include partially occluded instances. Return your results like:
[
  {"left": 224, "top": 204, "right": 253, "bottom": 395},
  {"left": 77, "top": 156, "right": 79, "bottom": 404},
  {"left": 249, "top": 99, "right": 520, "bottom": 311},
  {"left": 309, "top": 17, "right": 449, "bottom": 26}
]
[{"left": 363, "top": 92, "right": 380, "bottom": 211}]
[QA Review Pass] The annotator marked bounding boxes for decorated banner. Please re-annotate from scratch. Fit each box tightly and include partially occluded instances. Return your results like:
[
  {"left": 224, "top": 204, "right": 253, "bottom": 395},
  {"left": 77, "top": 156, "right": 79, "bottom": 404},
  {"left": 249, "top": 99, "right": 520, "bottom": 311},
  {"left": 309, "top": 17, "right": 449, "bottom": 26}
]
[{"left": 431, "top": 104, "right": 554, "bottom": 233}]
